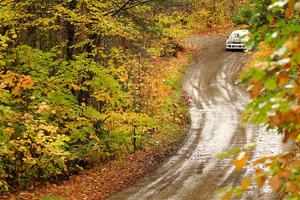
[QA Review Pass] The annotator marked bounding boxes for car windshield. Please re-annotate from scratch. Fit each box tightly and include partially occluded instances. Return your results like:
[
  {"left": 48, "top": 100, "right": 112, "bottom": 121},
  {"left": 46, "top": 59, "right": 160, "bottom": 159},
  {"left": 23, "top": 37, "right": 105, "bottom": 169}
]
[{"left": 229, "top": 31, "right": 248, "bottom": 40}]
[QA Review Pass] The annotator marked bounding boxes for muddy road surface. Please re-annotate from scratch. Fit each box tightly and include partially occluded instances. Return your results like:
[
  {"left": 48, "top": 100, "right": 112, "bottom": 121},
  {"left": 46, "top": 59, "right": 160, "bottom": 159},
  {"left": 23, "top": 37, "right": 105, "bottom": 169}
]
[{"left": 109, "top": 35, "right": 286, "bottom": 200}]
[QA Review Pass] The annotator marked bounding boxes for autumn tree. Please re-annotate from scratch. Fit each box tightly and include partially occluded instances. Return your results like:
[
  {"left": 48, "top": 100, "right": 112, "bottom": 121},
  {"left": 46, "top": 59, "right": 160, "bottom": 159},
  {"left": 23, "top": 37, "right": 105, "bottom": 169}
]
[
  {"left": 218, "top": 0, "right": 300, "bottom": 199},
  {"left": 0, "top": 0, "right": 191, "bottom": 191}
]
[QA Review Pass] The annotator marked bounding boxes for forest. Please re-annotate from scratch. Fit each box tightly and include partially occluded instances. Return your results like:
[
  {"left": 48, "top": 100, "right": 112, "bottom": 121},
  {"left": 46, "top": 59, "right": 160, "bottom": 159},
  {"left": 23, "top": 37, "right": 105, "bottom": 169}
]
[
  {"left": 1, "top": 0, "right": 300, "bottom": 199},
  {"left": 0, "top": 0, "right": 239, "bottom": 192}
]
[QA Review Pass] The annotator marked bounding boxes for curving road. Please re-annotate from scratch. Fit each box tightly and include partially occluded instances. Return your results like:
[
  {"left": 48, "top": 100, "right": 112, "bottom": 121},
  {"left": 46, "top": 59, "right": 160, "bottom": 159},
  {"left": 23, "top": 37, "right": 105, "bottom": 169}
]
[{"left": 108, "top": 35, "right": 286, "bottom": 200}]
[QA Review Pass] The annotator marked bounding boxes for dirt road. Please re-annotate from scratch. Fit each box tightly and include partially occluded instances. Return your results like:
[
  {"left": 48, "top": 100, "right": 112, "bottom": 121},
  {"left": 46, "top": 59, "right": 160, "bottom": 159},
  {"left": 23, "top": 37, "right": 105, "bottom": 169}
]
[{"left": 108, "top": 35, "right": 286, "bottom": 200}]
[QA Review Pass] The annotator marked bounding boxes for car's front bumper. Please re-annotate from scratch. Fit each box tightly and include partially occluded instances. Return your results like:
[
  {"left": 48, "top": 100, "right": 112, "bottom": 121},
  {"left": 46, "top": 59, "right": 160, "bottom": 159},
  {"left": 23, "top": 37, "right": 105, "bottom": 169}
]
[{"left": 226, "top": 44, "right": 247, "bottom": 50}]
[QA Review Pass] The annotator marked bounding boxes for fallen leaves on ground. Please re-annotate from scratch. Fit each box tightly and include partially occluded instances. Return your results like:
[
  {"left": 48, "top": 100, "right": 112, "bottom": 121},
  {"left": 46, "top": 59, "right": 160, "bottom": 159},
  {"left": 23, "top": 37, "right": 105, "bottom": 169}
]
[{"left": 2, "top": 150, "right": 167, "bottom": 200}]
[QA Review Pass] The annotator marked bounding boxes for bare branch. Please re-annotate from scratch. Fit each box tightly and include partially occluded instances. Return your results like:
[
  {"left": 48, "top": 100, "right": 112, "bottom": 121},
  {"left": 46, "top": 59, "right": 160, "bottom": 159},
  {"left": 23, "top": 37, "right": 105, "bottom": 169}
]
[{"left": 104, "top": 0, "right": 154, "bottom": 16}]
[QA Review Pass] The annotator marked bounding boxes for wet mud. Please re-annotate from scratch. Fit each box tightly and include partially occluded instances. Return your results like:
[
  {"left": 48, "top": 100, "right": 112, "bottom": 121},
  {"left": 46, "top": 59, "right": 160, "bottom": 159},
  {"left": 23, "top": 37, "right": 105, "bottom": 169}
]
[{"left": 108, "top": 35, "right": 287, "bottom": 200}]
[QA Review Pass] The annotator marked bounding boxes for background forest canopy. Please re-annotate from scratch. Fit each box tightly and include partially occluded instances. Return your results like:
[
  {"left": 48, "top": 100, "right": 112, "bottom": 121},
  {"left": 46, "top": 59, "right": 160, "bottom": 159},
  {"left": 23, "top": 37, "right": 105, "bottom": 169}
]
[{"left": 0, "top": 0, "right": 244, "bottom": 191}]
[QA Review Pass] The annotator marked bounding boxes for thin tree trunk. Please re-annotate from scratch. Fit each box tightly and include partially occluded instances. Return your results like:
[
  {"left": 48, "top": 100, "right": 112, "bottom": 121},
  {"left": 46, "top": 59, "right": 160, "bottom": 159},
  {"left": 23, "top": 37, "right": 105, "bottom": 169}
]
[{"left": 66, "top": 0, "right": 77, "bottom": 60}]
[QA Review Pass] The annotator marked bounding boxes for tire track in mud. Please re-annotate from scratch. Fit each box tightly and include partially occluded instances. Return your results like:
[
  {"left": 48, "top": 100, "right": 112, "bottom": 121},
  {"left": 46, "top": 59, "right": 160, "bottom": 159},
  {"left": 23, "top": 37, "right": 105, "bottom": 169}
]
[{"left": 108, "top": 36, "right": 285, "bottom": 200}]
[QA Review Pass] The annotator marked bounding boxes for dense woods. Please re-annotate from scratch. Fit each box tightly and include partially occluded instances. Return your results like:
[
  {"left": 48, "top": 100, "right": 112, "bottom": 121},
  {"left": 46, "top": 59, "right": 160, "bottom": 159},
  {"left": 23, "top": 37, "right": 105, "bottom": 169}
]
[
  {"left": 0, "top": 0, "right": 245, "bottom": 192},
  {"left": 0, "top": 0, "right": 189, "bottom": 191},
  {"left": 6, "top": 0, "right": 298, "bottom": 199}
]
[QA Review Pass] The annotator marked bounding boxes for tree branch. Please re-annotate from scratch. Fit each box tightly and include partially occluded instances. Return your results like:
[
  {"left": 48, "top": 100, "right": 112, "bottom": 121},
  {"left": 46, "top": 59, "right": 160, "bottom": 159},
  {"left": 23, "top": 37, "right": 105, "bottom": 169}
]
[
  {"left": 104, "top": 0, "right": 133, "bottom": 16},
  {"left": 104, "top": 0, "right": 154, "bottom": 16}
]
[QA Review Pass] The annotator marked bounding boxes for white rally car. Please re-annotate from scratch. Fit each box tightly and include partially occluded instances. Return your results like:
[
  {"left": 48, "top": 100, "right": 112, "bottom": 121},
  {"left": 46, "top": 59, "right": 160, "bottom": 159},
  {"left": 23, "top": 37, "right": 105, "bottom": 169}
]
[{"left": 226, "top": 30, "right": 251, "bottom": 51}]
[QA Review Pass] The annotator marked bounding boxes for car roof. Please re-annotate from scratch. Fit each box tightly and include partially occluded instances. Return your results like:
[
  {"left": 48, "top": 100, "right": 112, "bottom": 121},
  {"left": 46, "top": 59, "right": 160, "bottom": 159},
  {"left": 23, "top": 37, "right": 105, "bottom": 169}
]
[{"left": 231, "top": 30, "right": 249, "bottom": 34}]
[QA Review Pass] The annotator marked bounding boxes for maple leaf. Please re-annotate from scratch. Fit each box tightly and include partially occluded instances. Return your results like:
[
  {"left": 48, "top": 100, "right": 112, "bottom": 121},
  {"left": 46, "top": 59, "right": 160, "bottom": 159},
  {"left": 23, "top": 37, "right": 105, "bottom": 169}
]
[
  {"left": 268, "top": 114, "right": 282, "bottom": 127},
  {"left": 285, "top": 0, "right": 295, "bottom": 19},
  {"left": 241, "top": 177, "right": 251, "bottom": 191},
  {"left": 269, "top": 175, "right": 281, "bottom": 191},
  {"left": 286, "top": 182, "right": 298, "bottom": 193},
  {"left": 255, "top": 169, "right": 266, "bottom": 187},
  {"left": 278, "top": 169, "right": 292, "bottom": 180},
  {"left": 251, "top": 81, "right": 263, "bottom": 98},
  {"left": 221, "top": 191, "right": 233, "bottom": 200},
  {"left": 232, "top": 152, "right": 249, "bottom": 171},
  {"left": 277, "top": 71, "right": 289, "bottom": 86}
]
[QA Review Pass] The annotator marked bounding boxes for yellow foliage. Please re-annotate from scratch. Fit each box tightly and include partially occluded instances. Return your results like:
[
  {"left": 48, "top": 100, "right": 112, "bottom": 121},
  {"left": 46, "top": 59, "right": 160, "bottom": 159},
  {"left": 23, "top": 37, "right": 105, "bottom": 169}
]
[{"left": 231, "top": 152, "right": 249, "bottom": 171}]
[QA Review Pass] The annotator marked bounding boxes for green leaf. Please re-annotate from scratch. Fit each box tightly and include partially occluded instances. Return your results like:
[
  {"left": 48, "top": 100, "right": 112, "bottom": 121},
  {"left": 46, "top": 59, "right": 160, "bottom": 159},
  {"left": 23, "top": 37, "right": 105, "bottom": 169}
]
[
  {"left": 214, "top": 187, "right": 231, "bottom": 195},
  {"left": 265, "top": 79, "right": 277, "bottom": 91}
]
